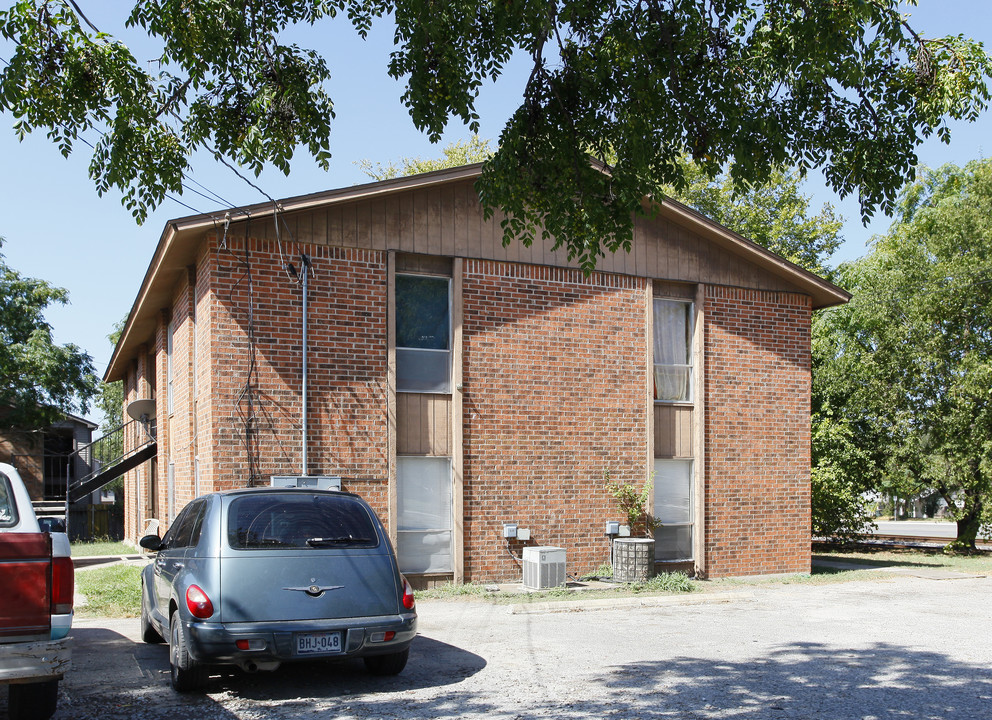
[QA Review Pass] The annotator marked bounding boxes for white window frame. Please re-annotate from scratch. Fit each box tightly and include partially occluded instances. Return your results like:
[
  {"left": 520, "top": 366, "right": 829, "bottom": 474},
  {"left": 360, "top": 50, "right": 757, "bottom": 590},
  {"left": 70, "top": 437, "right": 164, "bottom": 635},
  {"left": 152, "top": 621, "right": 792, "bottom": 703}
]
[
  {"left": 653, "top": 299, "right": 694, "bottom": 404},
  {"left": 167, "top": 461, "right": 175, "bottom": 525},
  {"left": 396, "top": 274, "right": 452, "bottom": 394},
  {"left": 166, "top": 320, "right": 175, "bottom": 414}
]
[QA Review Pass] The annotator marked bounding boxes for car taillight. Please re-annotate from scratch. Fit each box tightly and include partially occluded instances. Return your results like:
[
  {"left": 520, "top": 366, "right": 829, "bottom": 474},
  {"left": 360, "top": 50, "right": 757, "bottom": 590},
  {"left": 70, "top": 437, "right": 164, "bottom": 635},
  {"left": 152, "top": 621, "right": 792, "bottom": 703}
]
[
  {"left": 401, "top": 576, "right": 415, "bottom": 610},
  {"left": 186, "top": 585, "right": 214, "bottom": 619},
  {"left": 50, "top": 556, "right": 74, "bottom": 615}
]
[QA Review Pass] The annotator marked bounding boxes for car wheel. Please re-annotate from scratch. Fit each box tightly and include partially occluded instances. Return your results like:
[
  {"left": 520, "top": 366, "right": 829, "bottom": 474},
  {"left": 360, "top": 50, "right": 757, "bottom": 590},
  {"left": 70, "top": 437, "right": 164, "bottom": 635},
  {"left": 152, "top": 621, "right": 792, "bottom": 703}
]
[
  {"left": 140, "top": 584, "right": 164, "bottom": 643},
  {"left": 363, "top": 648, "right": 409, "bottom": 676},
  {"left": 169, "top": 610, "right": 206, "bottom": 691},
  {"left": 7, "top": 679, "right": 59, "bottom": 720}
]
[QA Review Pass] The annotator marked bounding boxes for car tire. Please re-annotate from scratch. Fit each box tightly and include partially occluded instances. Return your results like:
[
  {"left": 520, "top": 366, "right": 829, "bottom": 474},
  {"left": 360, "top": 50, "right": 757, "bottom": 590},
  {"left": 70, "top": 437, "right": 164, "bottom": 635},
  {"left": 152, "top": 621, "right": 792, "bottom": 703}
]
[
  {"left": 7, "top": 679, "right": 59, "bottom": 720},
  {"left": 169, "top": 611, "right": 206, "bottom": 692},
  {"left": 363, "top": 648, "right": 409, "bottom": 676},
  {"left": 140, "top": 584, "right": 164, "bottom": 643}
]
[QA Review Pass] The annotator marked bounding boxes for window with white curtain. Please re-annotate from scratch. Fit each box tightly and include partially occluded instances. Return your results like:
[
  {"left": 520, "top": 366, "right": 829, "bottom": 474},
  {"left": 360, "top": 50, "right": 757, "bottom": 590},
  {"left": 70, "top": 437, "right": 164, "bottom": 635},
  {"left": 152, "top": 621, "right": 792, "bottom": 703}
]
[
  {"left": 396, "top": 274, "right": 451, "bottom": 393},
  {"left": 396, "top": 456, "right": 452, "bottom": 573},
  {"left": 653, "top": 299, "right": 693, "bottom": 402},
  {"left": 654, "top": 459, "right": 693, "bottom": 561}
]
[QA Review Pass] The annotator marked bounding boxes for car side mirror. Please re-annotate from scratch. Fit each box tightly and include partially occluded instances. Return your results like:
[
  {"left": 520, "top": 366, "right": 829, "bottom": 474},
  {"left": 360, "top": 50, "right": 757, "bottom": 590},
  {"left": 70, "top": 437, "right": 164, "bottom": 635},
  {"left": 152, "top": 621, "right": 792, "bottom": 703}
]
[{"left": 139, "top": 534, "right": 163, "bottom": 551}]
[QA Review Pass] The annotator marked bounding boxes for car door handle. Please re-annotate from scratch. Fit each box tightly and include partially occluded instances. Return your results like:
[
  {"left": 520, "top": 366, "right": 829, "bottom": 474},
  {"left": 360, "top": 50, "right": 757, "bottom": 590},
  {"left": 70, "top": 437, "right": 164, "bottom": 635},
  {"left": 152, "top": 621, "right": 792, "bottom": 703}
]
[{"left": 172, "top": 562, "right": 184, "bottom": 570}]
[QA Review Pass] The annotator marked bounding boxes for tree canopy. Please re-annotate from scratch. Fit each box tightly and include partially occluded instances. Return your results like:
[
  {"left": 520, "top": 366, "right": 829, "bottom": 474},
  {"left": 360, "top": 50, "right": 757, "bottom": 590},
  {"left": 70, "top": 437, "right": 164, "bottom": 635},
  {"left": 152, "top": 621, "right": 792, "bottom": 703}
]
[
  {"left": 0, "top": 237, "right": 98, "bottom": 430},
  {"left": 813, "top": 159, "right": 992, "bottom": 549},
  {"left": 1, "top": 1, "right": 990, "bottom": 271},
  {"left": 357, "top": 135, "right": 494, "bottom": 181},
  {"left": 660, "top": 159, "right": 843, "bottom": 276}
]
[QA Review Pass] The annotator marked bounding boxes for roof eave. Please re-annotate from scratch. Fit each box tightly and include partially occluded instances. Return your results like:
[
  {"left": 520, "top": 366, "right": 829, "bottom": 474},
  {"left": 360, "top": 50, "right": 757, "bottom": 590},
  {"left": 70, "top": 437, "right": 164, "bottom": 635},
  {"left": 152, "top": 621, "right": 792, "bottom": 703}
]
[{"left": 654, "top": 196, "right": 851, "bottom": 309}]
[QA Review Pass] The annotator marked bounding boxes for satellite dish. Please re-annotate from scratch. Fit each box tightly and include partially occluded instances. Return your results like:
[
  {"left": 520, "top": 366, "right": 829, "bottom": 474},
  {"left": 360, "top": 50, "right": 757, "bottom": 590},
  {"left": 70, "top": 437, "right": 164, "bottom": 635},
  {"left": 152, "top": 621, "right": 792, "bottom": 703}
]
[{"left": 126, "top": 398, "right": 156, "bottom": 421}]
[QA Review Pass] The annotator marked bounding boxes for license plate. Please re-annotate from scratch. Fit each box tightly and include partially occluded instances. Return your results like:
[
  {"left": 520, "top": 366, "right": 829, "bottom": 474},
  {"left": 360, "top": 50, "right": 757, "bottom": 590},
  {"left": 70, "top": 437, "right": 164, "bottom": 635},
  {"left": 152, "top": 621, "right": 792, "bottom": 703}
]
[{"left": 296, "top": 631, "right": 342, "bottom": 655}]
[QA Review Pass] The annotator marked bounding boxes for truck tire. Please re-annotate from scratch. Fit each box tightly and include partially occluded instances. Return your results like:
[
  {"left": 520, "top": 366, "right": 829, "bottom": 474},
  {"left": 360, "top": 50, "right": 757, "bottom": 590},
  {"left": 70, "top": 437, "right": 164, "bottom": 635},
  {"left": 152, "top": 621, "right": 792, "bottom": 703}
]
[
  {"left": 169, "top": 611, "right": 206, "bottom": 692},
  {"left": 8, "top": 679, "right": 59, "bottom": 720}
]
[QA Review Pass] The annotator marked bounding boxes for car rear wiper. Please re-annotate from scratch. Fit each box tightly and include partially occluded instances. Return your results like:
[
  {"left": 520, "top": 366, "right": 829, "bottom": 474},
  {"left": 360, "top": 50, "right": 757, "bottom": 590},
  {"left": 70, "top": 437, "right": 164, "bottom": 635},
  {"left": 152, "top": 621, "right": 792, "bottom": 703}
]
[{"left": 306, "top": 535, "right": 373, "bottom": 547}]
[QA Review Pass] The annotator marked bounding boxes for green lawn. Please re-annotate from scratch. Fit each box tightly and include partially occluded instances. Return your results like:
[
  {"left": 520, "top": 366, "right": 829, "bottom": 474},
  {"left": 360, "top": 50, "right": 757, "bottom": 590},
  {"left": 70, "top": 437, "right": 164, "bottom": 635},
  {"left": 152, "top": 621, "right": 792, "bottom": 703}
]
[
  {"left": 70, "top": 540, "right": 136, "bottom": 557},
  {"left": 74, "top": 563, "right": 144, "bottom": 618},
  {"left": 814, "top": 546, "right": 992, "bottom": 574},
  {"left": 707, "top": 546, "right": 992, "bottom": 589}
]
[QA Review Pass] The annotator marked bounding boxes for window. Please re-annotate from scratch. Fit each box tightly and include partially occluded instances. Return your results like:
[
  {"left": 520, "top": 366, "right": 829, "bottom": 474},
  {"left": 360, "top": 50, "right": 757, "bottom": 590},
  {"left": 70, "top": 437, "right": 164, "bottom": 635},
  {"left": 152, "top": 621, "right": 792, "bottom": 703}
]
[
  {"left": 167, "top": 462, "right": 175, "bottom": 524},
  {"left": 0, "top": 473, "right": 18, "bottom": 527},
  {"left": 654, "top": 459, "right": 693, "bottom": 561},
  {"left": 396, "top": 274, "right": 451, "bottom": 393},
  {"left": 396, "top": 456, "right": 452, "bottom": 573},
  {"left": 165, "top": 499, "right": 205, "bottom": 550},
  {"left": 166, "top": 320, "right": 175, "bottom": 413},
  {"left": 227, "top": 494, "right": 379, "bottom": 550},
  {"left": 653, "top": 299, "right": 693, "bottom": 402}
]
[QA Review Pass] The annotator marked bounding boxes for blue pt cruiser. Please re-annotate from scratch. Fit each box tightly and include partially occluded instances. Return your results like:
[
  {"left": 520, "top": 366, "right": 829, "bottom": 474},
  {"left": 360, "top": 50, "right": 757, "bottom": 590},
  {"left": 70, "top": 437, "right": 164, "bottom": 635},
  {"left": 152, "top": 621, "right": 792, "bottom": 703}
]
[{"left": 139, "top": 488, "right": 417, "bottom": 691}]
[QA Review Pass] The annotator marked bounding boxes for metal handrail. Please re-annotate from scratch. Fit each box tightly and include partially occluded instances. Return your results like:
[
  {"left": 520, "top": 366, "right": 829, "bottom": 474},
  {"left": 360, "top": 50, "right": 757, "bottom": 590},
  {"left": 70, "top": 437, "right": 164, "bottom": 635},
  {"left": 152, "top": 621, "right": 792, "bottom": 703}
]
[{"left": 67, "top": 418, "right": 157, "bottom": 497}]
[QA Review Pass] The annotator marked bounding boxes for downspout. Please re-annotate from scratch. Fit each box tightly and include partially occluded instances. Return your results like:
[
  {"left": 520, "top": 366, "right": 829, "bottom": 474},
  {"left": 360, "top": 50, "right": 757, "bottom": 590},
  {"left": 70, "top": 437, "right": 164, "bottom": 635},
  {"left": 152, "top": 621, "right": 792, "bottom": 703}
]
[{"left": 301, "top": 254, "right": 312, "bottom": 476}]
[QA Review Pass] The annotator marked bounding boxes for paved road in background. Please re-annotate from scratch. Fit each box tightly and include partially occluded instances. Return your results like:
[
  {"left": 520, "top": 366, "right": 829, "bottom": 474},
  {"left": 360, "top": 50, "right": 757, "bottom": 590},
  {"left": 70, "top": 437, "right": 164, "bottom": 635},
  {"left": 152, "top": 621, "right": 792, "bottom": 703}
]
[
  {"left": 8, "top": 571, "right": 992, "bottom": 720},
  {"left": 874, "top": 520, "right": 958, "bottom": 538}
]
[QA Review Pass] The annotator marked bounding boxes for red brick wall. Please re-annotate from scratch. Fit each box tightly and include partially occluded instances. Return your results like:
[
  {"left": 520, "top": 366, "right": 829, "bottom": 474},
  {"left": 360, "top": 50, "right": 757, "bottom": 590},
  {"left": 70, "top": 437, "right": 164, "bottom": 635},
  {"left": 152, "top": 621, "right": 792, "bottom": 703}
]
[
  {"left": 206, "top": 237, "right": 390, "bottom": 517},
  {"left": 461, "top": 261, "right": 650, "bottom": 582},
  {"left": 703, "top": 287, "right": 812, "bottom": 577},
  {"left": 0, "top": 432, "right": 42, "bottom": 498}
]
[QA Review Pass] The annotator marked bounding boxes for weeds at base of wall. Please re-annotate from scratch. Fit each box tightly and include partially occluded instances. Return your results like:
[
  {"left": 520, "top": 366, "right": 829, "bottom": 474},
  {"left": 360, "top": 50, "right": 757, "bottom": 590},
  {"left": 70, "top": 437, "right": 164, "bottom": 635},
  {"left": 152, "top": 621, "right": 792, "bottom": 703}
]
[{"left": 416, "top": 571, "right": 697, "bottom": 604}]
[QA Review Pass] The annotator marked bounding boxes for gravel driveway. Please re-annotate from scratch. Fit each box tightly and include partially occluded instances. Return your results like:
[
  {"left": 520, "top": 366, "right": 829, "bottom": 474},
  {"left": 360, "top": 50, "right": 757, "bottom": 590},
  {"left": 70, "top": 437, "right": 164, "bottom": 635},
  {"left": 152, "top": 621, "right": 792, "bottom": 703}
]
[{"left": 9, "top": 572, "right": 992, "bottom": 720}]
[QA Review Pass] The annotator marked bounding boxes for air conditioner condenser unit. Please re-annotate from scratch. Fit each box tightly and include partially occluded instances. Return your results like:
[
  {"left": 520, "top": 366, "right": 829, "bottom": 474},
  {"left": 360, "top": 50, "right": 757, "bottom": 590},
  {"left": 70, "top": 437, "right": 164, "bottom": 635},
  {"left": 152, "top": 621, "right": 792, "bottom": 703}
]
[{"left": 522, "top": 546, "right": 566, "bottom": 590}]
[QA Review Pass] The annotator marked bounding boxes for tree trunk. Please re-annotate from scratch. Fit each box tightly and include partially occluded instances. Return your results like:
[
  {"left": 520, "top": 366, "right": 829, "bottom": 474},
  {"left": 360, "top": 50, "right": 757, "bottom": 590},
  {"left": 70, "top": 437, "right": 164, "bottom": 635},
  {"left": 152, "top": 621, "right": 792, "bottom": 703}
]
[{"left": 946, "top": 505, "right": 983, "bottom": 554}]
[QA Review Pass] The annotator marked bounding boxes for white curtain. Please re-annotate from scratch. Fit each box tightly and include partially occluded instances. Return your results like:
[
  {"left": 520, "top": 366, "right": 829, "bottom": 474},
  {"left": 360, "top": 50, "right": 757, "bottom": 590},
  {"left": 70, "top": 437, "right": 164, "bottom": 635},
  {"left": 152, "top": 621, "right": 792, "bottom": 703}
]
[{"left": 653, "top": 299, "right": 692, "bottom": 401}]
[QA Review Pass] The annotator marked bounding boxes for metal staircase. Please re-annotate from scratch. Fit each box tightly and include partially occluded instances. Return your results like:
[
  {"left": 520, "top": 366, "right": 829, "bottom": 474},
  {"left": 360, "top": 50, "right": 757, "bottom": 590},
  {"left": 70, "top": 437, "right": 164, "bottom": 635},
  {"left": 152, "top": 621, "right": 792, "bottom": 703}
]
[{"left": 66, "top": 418, "right": 157, "bottom": 504}]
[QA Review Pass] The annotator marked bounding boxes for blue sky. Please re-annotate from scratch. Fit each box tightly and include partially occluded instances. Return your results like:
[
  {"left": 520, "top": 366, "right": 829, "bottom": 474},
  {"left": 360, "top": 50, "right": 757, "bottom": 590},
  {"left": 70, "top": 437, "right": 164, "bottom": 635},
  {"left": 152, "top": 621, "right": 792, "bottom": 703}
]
[{"left": 1, "top": 1, "right": 990, "bottom": 424}]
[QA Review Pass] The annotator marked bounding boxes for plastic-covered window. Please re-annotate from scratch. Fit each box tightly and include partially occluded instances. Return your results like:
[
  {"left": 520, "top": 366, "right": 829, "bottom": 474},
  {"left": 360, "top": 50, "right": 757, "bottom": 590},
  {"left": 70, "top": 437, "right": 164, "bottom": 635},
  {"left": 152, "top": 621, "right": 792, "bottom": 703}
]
[
  {"left": 228, "top": 494, "right": 379, "bottom": 550},
  {"left": 396, "top": 456, "right": 452, "bottom": 572},
  {"left": 654, "top": 459, "right": 693, "bottom": 561}
]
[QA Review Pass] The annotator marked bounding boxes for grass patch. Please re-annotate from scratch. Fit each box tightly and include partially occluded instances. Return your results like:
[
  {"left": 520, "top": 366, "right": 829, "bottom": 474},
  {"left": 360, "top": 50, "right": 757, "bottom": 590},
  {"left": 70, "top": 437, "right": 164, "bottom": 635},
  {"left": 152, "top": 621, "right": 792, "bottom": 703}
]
[
  {"left": 415, "top": 582, "right": 495, "bottom": 601},
  {"left": 815, "top": 546, "right": 992, "bottom": 573},
  {"left": 626, "top": 571, "right": 695, "bottom": 594},
  {"left": 416, "top": 571, "right": 697, "bottom": 605},
  {"left": 75, "top": 563, "right": 143, "bottom": 618},
  {"left": 707, "top": 547, "right": 992, "bottom": 589},
  {"left": 70, "top": 540, "right": 135, "bottom": 557}
]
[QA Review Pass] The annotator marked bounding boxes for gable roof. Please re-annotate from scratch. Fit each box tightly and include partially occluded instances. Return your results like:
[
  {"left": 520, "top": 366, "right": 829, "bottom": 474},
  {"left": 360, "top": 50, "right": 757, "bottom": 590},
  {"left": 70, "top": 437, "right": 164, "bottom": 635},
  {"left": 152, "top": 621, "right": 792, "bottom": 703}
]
[{"left": 105, "top": 163, "right": 849, "bottom": 381}]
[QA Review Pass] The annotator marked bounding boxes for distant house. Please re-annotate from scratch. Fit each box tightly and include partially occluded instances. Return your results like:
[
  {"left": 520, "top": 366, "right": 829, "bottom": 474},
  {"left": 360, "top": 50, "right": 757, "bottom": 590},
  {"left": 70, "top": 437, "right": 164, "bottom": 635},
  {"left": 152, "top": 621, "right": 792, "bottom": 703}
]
[
  {"left": 0, "top": 412, "right": 96, "bottom": 502},
  {"left": 105, "top": 164, "right": 849, "bottom": 584}
]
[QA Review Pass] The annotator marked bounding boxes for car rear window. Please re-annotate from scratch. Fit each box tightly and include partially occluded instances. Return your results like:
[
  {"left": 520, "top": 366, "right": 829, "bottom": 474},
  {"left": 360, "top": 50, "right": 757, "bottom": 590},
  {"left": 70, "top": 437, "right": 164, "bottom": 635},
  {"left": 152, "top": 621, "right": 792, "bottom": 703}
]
[
  {"left": 228, "top": 493, "right": 380, "bottom": 550},
  {"left": 0, "top": 473, "right": 17, "bottom": 528}
]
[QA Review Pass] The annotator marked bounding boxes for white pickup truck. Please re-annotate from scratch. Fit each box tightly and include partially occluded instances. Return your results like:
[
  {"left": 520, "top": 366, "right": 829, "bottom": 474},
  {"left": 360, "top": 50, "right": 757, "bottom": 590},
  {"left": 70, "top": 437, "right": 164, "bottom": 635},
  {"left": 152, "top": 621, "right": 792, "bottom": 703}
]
[{"left": 0, "top": 463, "right": 73, "bottom": 720}]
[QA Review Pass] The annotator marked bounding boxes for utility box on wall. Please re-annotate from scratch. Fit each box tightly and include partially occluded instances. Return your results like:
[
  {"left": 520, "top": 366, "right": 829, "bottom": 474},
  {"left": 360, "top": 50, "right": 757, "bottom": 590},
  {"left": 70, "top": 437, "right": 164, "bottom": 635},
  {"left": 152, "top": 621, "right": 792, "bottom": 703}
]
[{"left": 522, "top": 546, "right": 566, "bottom": 589}]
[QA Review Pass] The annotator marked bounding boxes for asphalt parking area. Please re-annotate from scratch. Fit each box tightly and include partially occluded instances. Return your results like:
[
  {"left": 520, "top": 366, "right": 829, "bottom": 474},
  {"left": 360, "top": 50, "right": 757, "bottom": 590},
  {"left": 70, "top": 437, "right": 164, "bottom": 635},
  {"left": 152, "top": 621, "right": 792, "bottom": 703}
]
[{"left": 7, "top": 572, "right": 992, "bottom": 719}]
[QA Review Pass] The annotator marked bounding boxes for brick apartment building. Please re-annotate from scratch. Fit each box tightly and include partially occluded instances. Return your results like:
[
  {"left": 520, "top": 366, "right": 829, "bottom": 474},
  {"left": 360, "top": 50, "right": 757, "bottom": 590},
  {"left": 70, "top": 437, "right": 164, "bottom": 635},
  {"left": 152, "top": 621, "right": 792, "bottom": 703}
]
[{"left": 105, "top": 164, "right": 849, "bottom": 584}]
